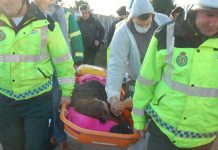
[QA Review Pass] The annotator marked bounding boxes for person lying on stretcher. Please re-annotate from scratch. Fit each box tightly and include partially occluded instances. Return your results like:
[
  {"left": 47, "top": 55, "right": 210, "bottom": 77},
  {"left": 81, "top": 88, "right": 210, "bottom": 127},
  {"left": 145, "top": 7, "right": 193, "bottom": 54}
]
[
  {"left": 67, "top": 98, "right": 133, "bottom": 134},
  {"left": 66, "top": 80, "right": 133, "bottom": 134}
]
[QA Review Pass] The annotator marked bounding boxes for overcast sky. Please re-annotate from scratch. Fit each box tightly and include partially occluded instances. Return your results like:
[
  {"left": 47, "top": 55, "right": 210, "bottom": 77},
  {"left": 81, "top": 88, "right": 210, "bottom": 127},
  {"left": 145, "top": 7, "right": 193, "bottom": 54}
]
[
  {"left": 63, "top": 0, "right": 189, "bottom": 16},
  {"left": 62, "top": 0, "right": 127, "bottom": 16},
  {"left": 87, "top": 0, "right": 126, "bottom": 15}
]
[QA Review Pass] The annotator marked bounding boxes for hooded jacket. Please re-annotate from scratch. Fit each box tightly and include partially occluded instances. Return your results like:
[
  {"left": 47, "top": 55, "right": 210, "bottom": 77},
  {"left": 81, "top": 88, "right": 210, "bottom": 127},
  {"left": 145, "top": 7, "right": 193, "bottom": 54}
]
[{"left": 106, "top": 0, "right": 170, "bottom": 101}]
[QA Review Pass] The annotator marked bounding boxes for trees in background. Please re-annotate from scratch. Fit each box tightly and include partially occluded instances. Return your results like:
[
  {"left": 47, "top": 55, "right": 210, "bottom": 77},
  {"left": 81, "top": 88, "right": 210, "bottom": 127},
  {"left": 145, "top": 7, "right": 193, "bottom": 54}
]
[
  {"left": 74, "top": 0, "right": 88, "bottom": 10},
  {"left": 151, "top": 0, "right": 175, "bottom": 15}
]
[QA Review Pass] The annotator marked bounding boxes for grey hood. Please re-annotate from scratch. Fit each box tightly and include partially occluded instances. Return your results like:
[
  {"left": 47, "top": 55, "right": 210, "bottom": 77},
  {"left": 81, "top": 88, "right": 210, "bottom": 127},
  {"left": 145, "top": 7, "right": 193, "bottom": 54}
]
[{"left": 128, "top": 0, "right": 154, "bottom": 19}]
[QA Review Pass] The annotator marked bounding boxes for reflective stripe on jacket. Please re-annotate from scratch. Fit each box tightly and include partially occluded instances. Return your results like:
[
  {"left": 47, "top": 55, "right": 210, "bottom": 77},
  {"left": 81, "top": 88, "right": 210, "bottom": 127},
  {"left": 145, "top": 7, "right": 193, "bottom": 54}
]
[
  {"left": 132, "top": 19, "right": 218, "bottom": 148},
  {"left": 0, "top": 5, "right": 75, "bottom": 100},
  {"left": 65, "top": 11, "right": 84, "bottom": 63}
]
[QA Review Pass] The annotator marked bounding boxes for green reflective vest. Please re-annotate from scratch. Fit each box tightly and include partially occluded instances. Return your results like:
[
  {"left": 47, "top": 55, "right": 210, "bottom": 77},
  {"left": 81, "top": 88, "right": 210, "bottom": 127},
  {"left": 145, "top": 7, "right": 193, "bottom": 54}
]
[{"left": 65, "top": 11, "right": 84, "bottom": 63}]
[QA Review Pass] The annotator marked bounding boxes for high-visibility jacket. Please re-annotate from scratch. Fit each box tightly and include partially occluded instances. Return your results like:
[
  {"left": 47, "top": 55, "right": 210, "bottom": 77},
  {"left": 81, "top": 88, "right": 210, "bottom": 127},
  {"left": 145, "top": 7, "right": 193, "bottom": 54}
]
[
  {"left": 65, "top": 11, "right": 84, "bottom": 63},
  {"left": 0, "top": 4, "right": 75, "bottom": 100},
  {"left": 132, "top": 17, "right": 218, "bottom": 148}
]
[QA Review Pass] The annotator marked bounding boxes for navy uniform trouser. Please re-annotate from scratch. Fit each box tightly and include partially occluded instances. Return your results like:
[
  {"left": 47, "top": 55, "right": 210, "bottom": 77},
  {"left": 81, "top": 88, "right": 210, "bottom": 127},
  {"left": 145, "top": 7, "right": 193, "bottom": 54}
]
[
  {"left": 52, "top": 74, "right": 67, "bottom": 144},
  {"left": 0, "top": 91, "right": 53, "bottom": 150},
  {"left": 147, "top": 120, "right": 213, "bottom": 150}
]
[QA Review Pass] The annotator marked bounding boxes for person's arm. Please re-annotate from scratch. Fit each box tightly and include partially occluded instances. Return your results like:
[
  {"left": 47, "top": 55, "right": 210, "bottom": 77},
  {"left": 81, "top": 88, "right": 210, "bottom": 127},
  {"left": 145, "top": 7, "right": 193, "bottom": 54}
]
[
  {"left": 132, "top": 35, "right": 166, "bottom": 131},
  {"left": 154, "top": 12, "right": 171, "bottom": 26},
  {"left": 48, "top": 22, "right": 75, "bottom": 101},
  {"left": 107, "top": 21, "right": 116, "bottom": 47},
  {"left": 95, "top": 19, "right": 105, "bottom": 45},
  {"left": 105, "top": 25, "right": 130, "bottom": 115},
  {"left": 55, "top": 6, "right": 70, "bottom": 48},
  {"left": 67, "top": 12, "right": 84, "bottom": 65}
]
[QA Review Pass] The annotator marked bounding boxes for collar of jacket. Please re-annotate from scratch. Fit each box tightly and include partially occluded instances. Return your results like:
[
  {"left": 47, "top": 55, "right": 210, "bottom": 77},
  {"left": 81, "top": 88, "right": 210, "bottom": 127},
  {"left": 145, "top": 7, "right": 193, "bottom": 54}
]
[
  {"left": 174, "top": 13, "right": 218, "bottom": 39},
  {"left": 79, "top": 15, "right": 94, "bottom": 23},
  {"left": 0, "top": 3, "right": 47, "bottom": 32}
]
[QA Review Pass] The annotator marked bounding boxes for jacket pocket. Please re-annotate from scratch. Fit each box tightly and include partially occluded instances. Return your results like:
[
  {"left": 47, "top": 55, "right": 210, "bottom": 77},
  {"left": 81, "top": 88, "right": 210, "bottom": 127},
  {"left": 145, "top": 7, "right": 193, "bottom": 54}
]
[
  {"left": 152, "top": 94, "right": 166, "bottom": 106},
  {"left": 37, "top": 67, "right": 52, "bottom": 78}
]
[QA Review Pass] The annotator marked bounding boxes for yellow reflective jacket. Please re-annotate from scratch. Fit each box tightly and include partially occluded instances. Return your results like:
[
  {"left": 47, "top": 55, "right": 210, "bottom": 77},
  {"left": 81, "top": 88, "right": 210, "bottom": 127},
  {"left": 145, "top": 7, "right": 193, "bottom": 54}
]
[
  {"left": 0, "top": 4, "right": 75, "bottom": 100},
  {"left": 132, "top": 19, "right": 218, "bottom": 148}
]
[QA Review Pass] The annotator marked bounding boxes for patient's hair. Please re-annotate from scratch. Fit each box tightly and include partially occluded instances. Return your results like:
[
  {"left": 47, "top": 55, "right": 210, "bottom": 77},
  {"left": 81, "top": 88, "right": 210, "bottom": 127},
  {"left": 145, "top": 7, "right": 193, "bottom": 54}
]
[
  {"left": 74, "top": 98, "right": 110, "bottom": 123},
  {"left": 70, "top": 80, "right": 107, "bottom": 106}
]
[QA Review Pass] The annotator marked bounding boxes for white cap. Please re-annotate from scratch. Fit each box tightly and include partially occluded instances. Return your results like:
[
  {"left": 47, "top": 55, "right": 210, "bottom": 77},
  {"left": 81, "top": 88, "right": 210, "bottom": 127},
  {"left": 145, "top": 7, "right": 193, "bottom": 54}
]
[
  {"left": 175, "top": 0, "right": 218, "bottom": 20},
  {"left": 191, "top": 0, "right": 218, "bottom": 9},
  {"left": 175, "top": 0, "right": 218, "bottom": 10}
]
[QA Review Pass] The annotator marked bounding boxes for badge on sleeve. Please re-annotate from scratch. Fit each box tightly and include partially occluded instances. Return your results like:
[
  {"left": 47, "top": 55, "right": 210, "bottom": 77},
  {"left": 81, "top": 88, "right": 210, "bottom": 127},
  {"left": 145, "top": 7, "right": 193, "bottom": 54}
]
[
  {"left": 176, "top": 52, "right": 187, "bottom": 66},
  {"left": 0, "top": 30, "right": 6, "bottom": 41}
]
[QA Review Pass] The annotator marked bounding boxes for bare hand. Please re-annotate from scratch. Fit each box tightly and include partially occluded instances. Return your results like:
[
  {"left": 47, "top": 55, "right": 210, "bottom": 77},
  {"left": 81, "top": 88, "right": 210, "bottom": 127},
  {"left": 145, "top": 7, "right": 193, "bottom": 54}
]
[
  {"left": 110, "top": 97, "right": 124, "bottom": 116},
  {"left": 60, "top": 96, "right": 71, "bottom": 106},
  {"left": 133, "top": 129, "right": 146, "bottom": 138},
  {"left": 94, "top": 40, "right": 100, "bottom": 46}
]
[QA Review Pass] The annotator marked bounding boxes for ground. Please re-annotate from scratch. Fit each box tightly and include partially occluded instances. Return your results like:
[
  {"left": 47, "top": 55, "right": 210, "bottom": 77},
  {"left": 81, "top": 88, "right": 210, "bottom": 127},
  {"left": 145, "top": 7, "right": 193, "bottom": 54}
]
[{"left": 0, "top": 139, "right": 218, "bottom": 150}]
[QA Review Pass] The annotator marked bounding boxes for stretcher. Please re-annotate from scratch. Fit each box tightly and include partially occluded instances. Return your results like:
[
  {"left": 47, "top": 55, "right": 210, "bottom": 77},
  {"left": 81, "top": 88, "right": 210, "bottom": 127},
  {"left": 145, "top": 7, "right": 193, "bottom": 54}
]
[
  {"left": 61, "top": 65, "right": 140, "bottom": 147},
  {"left": 60, "top": 102, "right": 140, "bottom": 148}
]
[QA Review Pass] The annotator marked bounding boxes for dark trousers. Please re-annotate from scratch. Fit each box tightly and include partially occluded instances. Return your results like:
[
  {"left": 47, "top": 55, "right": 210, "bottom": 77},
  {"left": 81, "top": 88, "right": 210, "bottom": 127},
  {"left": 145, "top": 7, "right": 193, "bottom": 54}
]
[
  {"left": 52, "top": 74, "right": 66, "bottom": 144},
  {"left": 83, "top": 45, "right": 99, "bottom": 65},
  {"left": 0, "top": 92, "right": 53, "bottom": 150},
  {"left": 147, "top": 121, "right": 213, "bottom": 150}
]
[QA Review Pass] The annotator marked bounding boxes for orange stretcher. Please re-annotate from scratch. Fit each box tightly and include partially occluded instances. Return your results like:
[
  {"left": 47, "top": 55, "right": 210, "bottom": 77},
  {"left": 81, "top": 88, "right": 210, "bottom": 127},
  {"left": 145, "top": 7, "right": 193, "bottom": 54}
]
[{"left": 60, "top": 103, "right": 140, "bottom": 148}]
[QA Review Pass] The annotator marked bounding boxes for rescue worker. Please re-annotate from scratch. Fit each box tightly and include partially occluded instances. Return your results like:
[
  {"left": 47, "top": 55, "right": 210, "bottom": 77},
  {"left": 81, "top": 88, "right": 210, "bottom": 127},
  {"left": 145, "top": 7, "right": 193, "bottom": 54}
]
[
  {"left": 77, "top": 4, "right": 105, "bottom": 65},
  {"left": 0, "top": 0, "right": 75, "bottom": 150},
  {"left": 64, "top": 10, "right": 84, "bottom": 65},
  {"left": 34, "top": 1, "right": 72, "bottom": 149},
  {"left": 132, "top": 0, "right": 218, "bottom": 149},
  {"left": 106, "top": 0, "right": 170, "bottom": 115}
]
